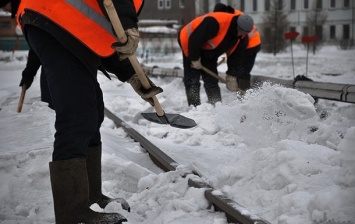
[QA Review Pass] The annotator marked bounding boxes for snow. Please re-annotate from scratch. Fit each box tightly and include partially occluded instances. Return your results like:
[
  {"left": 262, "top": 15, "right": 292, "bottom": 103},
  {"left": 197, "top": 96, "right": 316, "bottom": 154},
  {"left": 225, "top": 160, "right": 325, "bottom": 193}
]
[
  {"left": 1, "top": 45, "right": 355, "bottom": 224},
  {"left": 139, "top": 26, "right": 177, "bottom": 34}
]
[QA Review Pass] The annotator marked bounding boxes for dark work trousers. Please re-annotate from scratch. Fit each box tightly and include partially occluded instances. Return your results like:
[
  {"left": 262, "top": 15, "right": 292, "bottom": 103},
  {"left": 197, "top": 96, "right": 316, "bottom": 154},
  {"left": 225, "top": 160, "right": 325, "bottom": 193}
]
[
  {"left": 182, "top": 53, "right": 219, "bottom": 90},
  {"left": 25, "top": 26, "right": 103, "bottom": 161},
  {"left": 39, "top": 67, "right": 53, "bottom": 110},
  {"left": 226, "top": 45, "right": 260, "bottom": 80}
]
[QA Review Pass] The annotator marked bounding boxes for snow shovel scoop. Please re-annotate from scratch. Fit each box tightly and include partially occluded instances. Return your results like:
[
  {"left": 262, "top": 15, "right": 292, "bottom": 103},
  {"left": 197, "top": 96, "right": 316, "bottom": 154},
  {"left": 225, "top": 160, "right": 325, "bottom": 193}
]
[{"left": 103, "top": 0, "right": 196, "bottom": 129}]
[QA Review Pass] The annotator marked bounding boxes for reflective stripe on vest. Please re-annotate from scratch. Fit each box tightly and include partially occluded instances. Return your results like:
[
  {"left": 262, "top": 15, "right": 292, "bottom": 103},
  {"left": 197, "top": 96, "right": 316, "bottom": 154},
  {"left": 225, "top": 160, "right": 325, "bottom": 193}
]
[
  {"left": 247, "top": 26, "right": 261, "bottom": 49},
  {"left": 67, "top": 0, "right": 113, "bottom": 35},
  {"left": 179, "top": 12, "right": 238, "bottom": 57},
  {"left": 17, "top": 0, "right": 143, "bottom": 57},
  {"left": 248, "top": 26, "right": 257, "bottom": 38}
]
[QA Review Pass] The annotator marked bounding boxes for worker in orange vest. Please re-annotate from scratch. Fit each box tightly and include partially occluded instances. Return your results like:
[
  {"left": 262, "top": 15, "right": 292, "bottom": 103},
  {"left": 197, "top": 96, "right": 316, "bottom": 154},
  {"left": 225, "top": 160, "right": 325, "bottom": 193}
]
[
  {"left": 178, "top": 11, "right": 254, "bottom": 106},
  {"left": 1, "top": 0, "right": 163, "bottom": 223},
  {"left": 214, "top": 3, "right": 261, "bottom": 93}
]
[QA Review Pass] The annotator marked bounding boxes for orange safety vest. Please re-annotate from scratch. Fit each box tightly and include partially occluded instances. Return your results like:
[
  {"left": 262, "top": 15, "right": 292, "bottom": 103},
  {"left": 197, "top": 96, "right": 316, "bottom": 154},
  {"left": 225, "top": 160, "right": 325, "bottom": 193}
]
[
  {"left": 16, "top": 0, "right": 143, "bottom": 57},
  {"left": 179, "top": 12, "right": 242, "bottom": 57},
  {"left": 233, "top": 9, "right": 261, "bottom": 49},
  {"left": 247, "top": 26, "right": 260, "bottom": 48}
]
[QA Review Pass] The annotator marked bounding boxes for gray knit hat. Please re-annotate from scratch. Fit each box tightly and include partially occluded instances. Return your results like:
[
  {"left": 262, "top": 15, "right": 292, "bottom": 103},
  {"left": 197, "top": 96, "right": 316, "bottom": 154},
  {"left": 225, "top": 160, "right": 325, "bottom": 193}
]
[{"left": 237, "top": 14, "right": 254, "bottom": 32}]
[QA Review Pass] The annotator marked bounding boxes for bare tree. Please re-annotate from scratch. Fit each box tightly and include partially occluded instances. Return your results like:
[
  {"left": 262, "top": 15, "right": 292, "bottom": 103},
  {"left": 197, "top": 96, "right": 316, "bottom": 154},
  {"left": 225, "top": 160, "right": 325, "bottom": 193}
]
[
  {"left": 261, "top": 0, "right": 290, "bottom": 55},
  {"left": 305, "top": 0, "right": 327, "bottom": 54}
]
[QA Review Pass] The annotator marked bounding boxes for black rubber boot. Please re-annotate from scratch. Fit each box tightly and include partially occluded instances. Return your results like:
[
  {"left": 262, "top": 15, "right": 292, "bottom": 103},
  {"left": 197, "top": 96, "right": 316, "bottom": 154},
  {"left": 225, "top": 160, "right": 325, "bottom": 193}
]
[
  {"left": 205, "top": 87, "right": 222, "bottom": 105},
  {"left": 49, "top": 158, "right": 127, "bottom": 224},
  {"left": 186, "top": 86, "right": 201, "bottom": 107},
  {"left": 87, "top": 145, "right": 130, "bottom": 211},
  {"left": 237, "top": 78, "right": 251, "bottom": 92}
]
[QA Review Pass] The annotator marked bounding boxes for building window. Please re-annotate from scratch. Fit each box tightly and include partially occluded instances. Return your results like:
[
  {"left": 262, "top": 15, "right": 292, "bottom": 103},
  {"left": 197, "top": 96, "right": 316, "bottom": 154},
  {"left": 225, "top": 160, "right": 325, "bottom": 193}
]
[
  {"left": 329, "top": 25, "right": 336, "bottom": 39},
  {"left": 253, "top": 0, "right": 257, "bottom": 11},
  {"left": 165, "top": 0, "right": 171, "bottom": 9},
  {"left": 316, "top": 0, "right": 322, "bottom": 9},
  {"left": 303, "top": 26, "right": 309, "bottom": 36},
  {"left": 158, "top": 0, "right": 171, "bottom": 10},
  {"left": 343, "top": 24, "right": 350, "bottom": 39},
  {"left": 291, "top": 0, "right": 296, "bottom": 10},
  {"left": 240, "top": 0, "right": 245, "bottom": 11},
  {"left": 330, "top": 0, "right": 336, "bottom": 8},
  {"left": 303, "top": 0, "right": 309, "bottom": 9},
  {"left": 290, "top": 26, "right": 296, "bottom": 32},
  {"left": 343, "top": 0, "right": 350, "bottom": 8},
  {"left": 179, "top": 0, "right": 184, "bottom": 8},
  {"left": 265, "top": 0, "right": 270, "bottom": 11},
  {"left": 157, "top": 0, "right": 164, "bottom": 9}
]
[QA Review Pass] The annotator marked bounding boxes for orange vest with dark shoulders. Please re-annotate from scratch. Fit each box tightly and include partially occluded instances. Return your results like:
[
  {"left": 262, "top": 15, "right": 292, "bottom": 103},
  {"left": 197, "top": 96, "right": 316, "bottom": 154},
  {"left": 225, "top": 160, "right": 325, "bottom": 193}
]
[
  {"left": 17, "top": 0, "right": 143, "bottom": 57},
  {"left": 179, "top": 12, "right": 242, "bottom": 57}
]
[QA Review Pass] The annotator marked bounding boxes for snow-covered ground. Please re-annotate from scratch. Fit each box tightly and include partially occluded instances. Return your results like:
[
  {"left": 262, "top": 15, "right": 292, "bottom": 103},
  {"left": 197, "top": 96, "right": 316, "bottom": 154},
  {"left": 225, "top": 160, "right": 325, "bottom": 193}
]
[{"left": 1, "top": 45, "right": 354, "bottom": 224}]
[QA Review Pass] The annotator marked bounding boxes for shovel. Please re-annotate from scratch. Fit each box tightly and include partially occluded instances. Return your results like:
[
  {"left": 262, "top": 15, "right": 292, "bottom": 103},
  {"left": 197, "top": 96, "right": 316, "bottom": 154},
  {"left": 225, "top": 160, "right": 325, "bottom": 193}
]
[
  {"left": 201, "top": 66, "right": 226, "bottom": 83},
  {"left": 17, "top": 85, "right": 26, "bottom": 113},
  {"left": 103, "top": 0, "right": 196, "bottom": 129}
]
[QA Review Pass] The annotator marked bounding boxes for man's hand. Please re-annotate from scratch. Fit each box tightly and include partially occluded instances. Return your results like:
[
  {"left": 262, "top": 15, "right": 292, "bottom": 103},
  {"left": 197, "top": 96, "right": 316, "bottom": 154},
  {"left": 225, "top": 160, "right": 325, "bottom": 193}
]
[
  {"left": 127, "top": 74, "right": 163, "bottom": 106},
  {"left": 191, "top": 59, "right": 202, "bottom": 70},
  {"left": 225, "top": 75, "right": 238, "bottom": 92},
  {"left": 19, "top": 70, "right": 35, "bottom": 90},
  {"left": 112, "top": 28, "right": 140, "bottom": 60}
]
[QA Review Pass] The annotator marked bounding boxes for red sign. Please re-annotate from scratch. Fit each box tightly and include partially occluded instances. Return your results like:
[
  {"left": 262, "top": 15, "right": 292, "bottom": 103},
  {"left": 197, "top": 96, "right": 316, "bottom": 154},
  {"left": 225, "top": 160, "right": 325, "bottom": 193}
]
[
  {"left": 284, "top": 31, "right": 299, "bottom": 40},
  {"left": 302, "top": 36, "right": 318, "bottom": 43}
]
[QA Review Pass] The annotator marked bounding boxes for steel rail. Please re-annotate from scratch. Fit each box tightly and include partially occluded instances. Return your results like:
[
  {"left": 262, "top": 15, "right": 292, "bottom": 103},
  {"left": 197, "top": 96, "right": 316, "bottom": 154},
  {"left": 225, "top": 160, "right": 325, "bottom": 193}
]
[
  {"left": 104, "top": 107, "right": 271, "bottom": 224},
  {"left": 142, "top": 66, "right": 355, "bottom": 104}
]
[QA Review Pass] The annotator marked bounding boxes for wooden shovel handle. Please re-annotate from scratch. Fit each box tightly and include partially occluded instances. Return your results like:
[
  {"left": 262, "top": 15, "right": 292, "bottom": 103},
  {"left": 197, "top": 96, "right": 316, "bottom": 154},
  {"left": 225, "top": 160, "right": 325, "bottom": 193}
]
[
  {"left": 201, "top": 66, "right": 227, "bottom": 83},
  {"left": 217, "top": 56, "right": 226, "bottom": 67},
  {"left": 17, "top": 85, "right": 26, "bottom": 113},
  {"left": 104, "top": 0, "right": 164, "bottom": 116}
]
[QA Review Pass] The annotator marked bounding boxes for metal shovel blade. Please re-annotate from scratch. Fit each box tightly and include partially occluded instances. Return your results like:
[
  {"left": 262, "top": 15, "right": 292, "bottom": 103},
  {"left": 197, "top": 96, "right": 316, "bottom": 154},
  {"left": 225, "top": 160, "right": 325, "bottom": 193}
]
[{"left": 141, "top": 113, "right": 197, "bottom": 129}]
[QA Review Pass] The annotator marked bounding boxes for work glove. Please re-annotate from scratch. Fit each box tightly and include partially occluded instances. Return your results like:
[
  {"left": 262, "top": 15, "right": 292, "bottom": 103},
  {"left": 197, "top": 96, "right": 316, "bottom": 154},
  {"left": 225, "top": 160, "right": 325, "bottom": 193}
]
[
  {"left": 191, "top": 58, "right": 203, "bottom": 70},
  {"left": 111, "top": 28, "right": 140, "bottom": 60},
  {"left": 225, "top": 75, "right": 238, "bottom": 92},
  {"left": 127, "top": 74, "right": 163, "bottom": 106},
  {"left": 19, "top": 70, "right": 35, "bottom": 90}
]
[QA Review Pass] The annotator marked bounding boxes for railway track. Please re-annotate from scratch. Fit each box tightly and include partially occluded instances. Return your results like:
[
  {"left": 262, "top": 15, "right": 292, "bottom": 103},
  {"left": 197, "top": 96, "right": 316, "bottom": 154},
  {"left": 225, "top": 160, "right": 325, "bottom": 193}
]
[
  {"left": 142, "top": 66, "right": 355, "bottom": 104},
  {"left": 104, "top": 107, "right": 271, "bottom": 224}
]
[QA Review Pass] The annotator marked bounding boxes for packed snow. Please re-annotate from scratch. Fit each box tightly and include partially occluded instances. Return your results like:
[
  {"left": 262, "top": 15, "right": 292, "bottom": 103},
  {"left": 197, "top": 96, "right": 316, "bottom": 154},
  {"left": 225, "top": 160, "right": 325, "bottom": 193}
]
[{"left": 1, "top": 45, "right": 354, "bottom": 224}]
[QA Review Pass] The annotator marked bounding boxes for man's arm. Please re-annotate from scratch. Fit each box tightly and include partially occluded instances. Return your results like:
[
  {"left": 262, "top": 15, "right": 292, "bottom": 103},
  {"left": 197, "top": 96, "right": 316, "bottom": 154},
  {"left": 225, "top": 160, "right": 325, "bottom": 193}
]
[
  {"left": 188, "top": 17, "right": 219, "bottom": 61},
  {"left": 19, "top": 48, "right": 41, "bottom": 89}
]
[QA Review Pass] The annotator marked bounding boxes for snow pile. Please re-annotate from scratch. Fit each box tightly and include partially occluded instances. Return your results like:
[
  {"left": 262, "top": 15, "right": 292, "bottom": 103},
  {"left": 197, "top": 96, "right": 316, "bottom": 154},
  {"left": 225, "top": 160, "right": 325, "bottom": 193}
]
[{"left": 1, "top": 47, "right": 355, "bottom": 223}]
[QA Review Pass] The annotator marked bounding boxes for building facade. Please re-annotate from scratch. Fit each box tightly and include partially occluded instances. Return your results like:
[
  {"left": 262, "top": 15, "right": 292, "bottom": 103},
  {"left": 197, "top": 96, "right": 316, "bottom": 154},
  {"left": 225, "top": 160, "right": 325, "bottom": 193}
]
[
  {"left": 138, "top": 0, "right": 195, "bottom": 27},
  {"left": 1, "top": 0, "right": 354, "bottom": 51},
  {"left": 202, "top": 0, "right": 354, "bottom": 45},
  {"left": 0, "top": 12, "right": 28, "bottom": 51}
]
